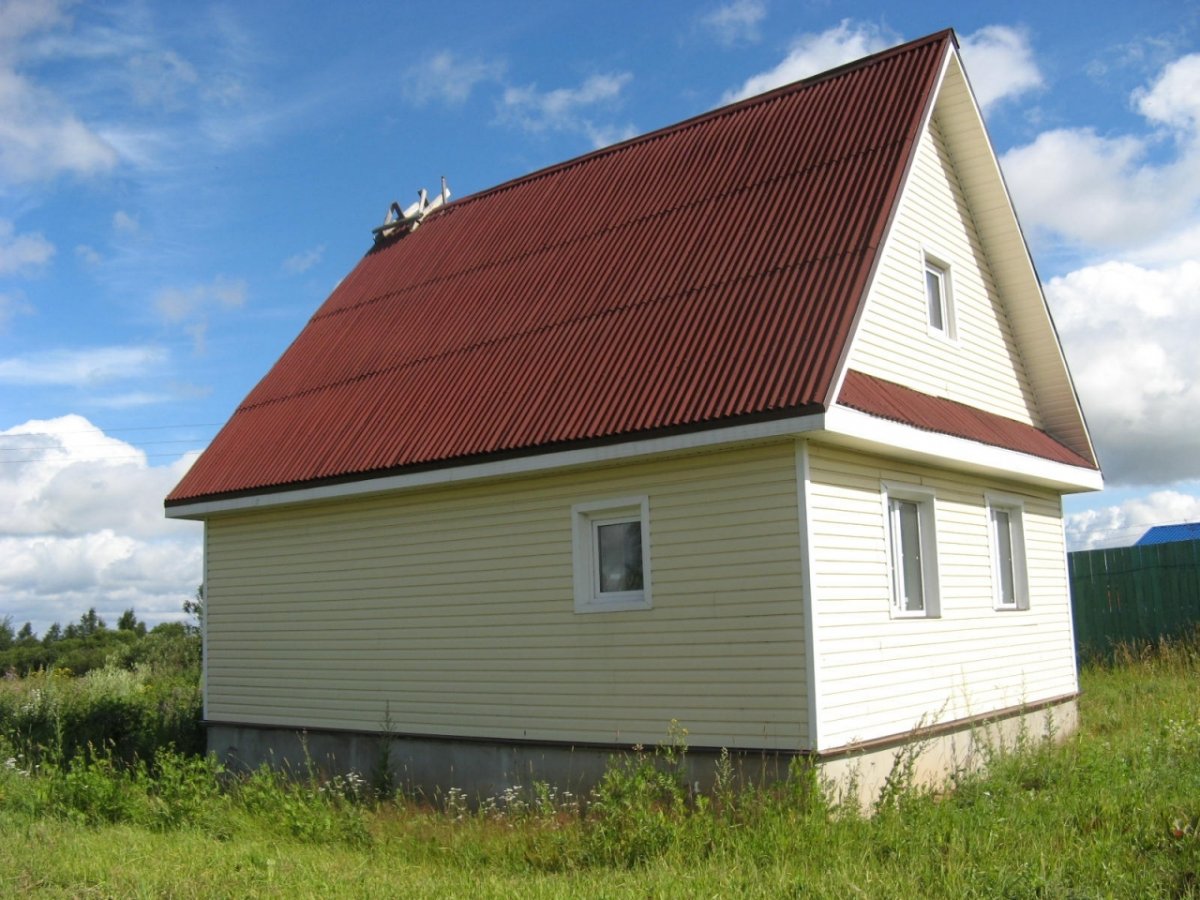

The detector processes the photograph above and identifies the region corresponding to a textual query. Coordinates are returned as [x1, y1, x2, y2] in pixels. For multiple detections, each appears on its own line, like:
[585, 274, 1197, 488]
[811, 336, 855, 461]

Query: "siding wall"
[806, 443, 1078, 750]
[848, 112, 1041, 426]
[204, 442, 807, 750]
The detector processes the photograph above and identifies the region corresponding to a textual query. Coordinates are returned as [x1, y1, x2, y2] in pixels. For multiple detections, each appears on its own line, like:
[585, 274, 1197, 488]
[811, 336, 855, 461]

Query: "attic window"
[924, 255, 955, 338]
[572, 497, 652, 614]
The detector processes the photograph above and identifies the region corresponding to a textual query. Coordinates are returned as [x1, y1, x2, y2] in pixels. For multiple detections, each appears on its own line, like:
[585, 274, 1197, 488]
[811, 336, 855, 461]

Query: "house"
[1136, 523, 1200, 546]
[166, 29, 1102, 802]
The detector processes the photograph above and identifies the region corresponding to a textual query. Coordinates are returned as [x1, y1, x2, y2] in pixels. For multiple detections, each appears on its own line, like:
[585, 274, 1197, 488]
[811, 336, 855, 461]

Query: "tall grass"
[0, 641, 1198, 896]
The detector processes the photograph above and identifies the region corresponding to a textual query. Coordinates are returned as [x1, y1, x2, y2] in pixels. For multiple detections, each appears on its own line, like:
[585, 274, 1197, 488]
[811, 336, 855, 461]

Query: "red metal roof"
[837, 371, 1097, 469]
[169, 32, 957, 505]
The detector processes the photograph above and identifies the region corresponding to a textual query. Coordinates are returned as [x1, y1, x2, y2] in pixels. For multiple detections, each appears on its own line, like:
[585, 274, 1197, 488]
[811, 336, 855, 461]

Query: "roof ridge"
[422, 29, 956, 222]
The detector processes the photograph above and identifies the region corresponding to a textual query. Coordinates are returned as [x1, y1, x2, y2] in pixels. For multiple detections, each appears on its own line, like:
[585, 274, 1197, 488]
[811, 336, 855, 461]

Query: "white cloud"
[722, 19, 896, 104]
[0, 344, 167, 386]
[403, 52, 504, 107]
[74, 243, 101, 265]
[959, 25, 1043, 111]
[1135, 54, 1200, 131]
[1067, 489, 1200, 550]
[125, 49, 199, 109]
[1047, 259, 1200, 485]
[153, 275, 246, 351]
[1002, 53, 1200, 250]
[282, 244, 325, 275]
[112, 209, 138, 233]
[0, 64, 119, 184]
[0, 414, 202, 634]
[0, 218, 53, 273]
[501, 72, 635, 149]
[0, 290, 31, 330]
[701, 0, 766, 46]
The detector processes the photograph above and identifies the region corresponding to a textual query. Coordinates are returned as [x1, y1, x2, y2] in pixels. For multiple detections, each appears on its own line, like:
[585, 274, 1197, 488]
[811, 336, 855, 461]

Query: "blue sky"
[1, 0, 1198, 633]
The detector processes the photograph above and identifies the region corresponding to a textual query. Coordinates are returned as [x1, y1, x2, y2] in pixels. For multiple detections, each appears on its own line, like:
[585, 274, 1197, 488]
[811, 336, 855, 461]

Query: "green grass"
[1, 643, 1199, 897]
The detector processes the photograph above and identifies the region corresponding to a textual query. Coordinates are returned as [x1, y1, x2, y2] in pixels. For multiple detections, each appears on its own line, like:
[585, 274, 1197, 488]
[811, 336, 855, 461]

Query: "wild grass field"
[0, 641, 1198, 898]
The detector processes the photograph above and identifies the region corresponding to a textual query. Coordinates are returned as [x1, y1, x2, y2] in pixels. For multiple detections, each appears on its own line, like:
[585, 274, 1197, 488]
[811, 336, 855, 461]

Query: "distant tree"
[42, 623, 63, 645]
[0, 616, 12, 652]
[117, 608, 146, 635]
[15, 622, 36, 646]
[68, 609, 106, 638]
[184, 585, 205, 634]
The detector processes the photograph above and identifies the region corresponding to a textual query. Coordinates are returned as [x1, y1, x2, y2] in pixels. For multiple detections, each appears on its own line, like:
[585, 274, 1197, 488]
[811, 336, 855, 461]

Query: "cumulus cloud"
[0, 344, 166, 386]
[0, 414, 202, 634]
[501, 72, 635, 148]
[959, 25, 1043, 111]
[701, 0, 767, 46]
[0, 218, 54, 273]
[403, 51, 504, 107]
[1003, 53, 1200, 250]
[722, 19, 896, 104]
[1134, 53, 1200, 131]
[1047, 260, 1200, 486]
[1066, 489, 1200, 550]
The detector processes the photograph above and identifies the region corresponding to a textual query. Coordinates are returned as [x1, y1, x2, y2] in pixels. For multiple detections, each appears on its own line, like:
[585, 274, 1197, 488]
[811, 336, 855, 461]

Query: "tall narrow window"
[924, 256, 954, 338]
[890, 498, 925, 612]
[572, 497, 652, 613]
[988, 496, 1029, 610]
[884, 484, 940, 617]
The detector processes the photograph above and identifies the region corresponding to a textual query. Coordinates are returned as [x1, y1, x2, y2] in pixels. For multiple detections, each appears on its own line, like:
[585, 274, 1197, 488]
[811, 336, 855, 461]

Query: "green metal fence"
[1068, 540, 1200, 660]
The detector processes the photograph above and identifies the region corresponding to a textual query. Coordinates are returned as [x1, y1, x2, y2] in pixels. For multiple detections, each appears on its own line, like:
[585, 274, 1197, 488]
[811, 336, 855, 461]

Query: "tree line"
[0, 597, 201, 678]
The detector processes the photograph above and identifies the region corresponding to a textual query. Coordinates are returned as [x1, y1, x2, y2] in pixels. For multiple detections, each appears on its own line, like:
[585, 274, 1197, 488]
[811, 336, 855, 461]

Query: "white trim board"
[168, 404, 1100, 519]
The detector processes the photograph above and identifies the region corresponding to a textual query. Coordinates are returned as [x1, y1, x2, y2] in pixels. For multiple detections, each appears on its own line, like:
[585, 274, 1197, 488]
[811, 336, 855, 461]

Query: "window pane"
[597, 521, 643, 593]
[892, 499, 924, 611]
[994, 509, 1015, 605]
[926, 267, 944, 330]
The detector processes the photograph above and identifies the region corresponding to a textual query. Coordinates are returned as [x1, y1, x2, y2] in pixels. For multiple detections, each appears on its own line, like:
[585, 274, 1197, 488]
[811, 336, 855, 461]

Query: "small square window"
[573, 497, 652, 613]
[884, 483, 940, 618]
[987, 496, 1029, 610]
[924, 256, 954, 338]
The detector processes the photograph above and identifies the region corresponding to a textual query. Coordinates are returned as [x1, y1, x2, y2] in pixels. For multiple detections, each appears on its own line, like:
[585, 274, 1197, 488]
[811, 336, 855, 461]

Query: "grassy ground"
[1, 644, 1198, 898]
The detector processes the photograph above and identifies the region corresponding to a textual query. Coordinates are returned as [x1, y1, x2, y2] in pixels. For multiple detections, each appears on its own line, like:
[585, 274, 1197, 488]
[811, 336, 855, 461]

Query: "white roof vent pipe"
[373, 176, 451, 242]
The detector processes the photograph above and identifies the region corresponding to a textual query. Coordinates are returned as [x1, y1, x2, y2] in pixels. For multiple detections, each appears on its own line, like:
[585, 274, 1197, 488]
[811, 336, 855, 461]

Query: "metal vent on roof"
[373, 176, 451, 243]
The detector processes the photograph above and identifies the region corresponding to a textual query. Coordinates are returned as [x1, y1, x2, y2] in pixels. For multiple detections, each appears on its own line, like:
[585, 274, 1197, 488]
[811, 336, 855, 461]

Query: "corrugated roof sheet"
[1136, 523, 1200, 546]
[170, 32, 958, 505]
[837, 370, 1097, 469]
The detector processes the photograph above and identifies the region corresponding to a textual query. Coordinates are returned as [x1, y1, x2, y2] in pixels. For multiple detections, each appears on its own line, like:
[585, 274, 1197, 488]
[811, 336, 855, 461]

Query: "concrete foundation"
[208, 696, 1077, 808]
[820, 697, 1078, 810]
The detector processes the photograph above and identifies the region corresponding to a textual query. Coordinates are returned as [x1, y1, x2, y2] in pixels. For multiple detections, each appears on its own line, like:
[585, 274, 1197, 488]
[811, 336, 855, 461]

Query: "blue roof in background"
[1136, 522, 1200, 546]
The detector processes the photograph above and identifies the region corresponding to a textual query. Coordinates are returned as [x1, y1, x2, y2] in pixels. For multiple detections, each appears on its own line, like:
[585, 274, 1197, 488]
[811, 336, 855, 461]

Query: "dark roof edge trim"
[165, 402, 825, 510]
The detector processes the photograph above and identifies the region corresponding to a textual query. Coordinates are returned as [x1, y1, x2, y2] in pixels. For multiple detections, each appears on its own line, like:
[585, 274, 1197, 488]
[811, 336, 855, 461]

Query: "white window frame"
[572, 496, 652, 614]
[922, 250, 956, 341]
[882, 482, 941, 618]
[986, 493, 1030, 611]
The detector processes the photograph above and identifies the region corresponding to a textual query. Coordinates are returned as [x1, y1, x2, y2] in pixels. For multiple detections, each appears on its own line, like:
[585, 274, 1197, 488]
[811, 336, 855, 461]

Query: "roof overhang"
[165, 412, 829, 519]
[167, 404, 1100, 520]
[822, 405, 1102, 493]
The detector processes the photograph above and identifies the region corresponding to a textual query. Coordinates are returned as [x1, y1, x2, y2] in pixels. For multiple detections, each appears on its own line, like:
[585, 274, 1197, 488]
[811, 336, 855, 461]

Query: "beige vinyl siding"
[806, 443, 1077, 750]
[204, 441, 807, 750]
[848, 112, 1042, 426]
